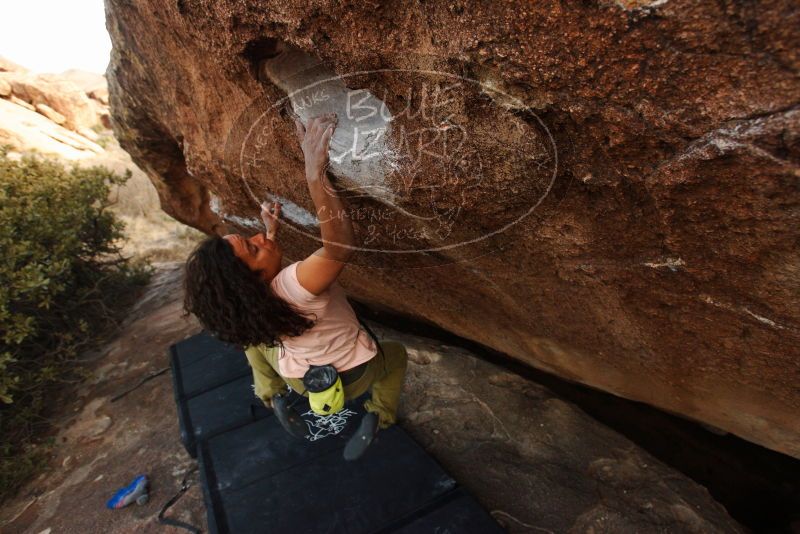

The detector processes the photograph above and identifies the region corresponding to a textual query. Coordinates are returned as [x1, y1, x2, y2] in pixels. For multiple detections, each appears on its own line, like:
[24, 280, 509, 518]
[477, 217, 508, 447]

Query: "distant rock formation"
[0, 56, 27, 73]
[0, 57, 110, 159]
[105, 1, 800, 457]
[60, 69, 111, 126]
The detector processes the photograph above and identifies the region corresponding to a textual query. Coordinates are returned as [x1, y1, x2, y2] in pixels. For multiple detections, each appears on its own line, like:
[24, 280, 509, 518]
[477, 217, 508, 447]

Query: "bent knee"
[379, 340, 408, 368]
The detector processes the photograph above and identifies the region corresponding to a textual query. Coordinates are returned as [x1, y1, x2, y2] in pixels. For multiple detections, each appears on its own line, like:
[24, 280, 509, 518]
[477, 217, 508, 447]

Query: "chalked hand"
[295, 113, 337, 181]
[261, 201, 281, 240]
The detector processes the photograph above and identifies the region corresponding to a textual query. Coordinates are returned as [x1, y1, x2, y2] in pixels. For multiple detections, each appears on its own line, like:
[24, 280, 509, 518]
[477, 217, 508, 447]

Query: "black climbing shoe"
[271, 394, 308, 439]
[343, 412, 379, 461]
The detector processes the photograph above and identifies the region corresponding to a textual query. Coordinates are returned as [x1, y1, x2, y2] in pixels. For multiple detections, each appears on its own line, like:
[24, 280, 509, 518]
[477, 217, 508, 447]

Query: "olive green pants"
[244, 340, 408, 429]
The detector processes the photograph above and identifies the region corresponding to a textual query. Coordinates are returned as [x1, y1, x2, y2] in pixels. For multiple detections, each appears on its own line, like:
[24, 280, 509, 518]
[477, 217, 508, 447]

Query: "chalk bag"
[303, 364, 344, 416]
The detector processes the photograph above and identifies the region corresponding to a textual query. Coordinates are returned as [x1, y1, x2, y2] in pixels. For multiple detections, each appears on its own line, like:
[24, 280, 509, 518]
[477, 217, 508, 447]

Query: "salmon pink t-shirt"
[270, 261, 377, 378]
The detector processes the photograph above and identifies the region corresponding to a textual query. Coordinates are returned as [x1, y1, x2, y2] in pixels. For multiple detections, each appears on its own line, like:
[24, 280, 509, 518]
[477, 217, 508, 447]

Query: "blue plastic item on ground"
[106, 474, 149, 509]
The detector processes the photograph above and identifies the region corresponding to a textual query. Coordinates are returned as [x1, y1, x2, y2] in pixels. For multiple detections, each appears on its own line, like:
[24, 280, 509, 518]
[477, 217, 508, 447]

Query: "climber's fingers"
[261, 201, 281, 220]
[300, 114, 336, 148]
[297, 114, 337, 177]
[261, 201, 281, 239]
[321, 122, 335, 151]
[312, 114, 336, 146]
[309, 113, 336, 137]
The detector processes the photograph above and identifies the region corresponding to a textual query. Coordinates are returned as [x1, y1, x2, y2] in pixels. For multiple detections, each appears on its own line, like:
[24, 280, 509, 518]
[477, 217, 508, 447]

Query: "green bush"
[0, 146, 151, 500]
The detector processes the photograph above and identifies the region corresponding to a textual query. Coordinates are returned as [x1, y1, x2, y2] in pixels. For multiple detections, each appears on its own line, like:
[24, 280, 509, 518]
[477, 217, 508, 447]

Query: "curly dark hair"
[183, 235, 315, 348]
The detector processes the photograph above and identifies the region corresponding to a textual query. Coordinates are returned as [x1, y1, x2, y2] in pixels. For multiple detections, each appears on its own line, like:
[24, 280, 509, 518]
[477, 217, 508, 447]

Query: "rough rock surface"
[0, 264, 742, 533]
[105, 1, 800, 456]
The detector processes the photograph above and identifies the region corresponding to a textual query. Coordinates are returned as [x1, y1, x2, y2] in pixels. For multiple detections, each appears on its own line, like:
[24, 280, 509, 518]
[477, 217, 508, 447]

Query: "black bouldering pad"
[386, 488, 504, 533]
[169, 333, 251, 399]
[174, 367, 371, 457]
[198, 418, 466, 534]
[169, 331, 504, 533]
[177, 375, 266, 456]
[170, 334, 254, 456]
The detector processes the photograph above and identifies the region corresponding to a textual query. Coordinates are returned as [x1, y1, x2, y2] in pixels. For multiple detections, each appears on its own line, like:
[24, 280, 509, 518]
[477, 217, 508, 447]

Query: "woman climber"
[182, 113, 408, 460]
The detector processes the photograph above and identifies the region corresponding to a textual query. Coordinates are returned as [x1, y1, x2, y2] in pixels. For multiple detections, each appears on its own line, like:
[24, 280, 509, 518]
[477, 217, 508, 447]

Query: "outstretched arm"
[294, 113, 355, 295]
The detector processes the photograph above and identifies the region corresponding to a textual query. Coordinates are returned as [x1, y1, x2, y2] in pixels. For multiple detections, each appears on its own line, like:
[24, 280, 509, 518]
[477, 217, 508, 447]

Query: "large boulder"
[105, 1, 800, 457]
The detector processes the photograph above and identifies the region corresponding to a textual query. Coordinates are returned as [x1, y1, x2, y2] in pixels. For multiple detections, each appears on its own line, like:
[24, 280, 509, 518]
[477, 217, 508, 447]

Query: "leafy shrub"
[0, 146, 151, 500]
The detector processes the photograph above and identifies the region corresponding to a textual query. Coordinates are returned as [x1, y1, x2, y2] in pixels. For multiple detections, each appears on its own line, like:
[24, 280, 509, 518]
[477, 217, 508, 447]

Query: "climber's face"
[223, 232, 283, 282]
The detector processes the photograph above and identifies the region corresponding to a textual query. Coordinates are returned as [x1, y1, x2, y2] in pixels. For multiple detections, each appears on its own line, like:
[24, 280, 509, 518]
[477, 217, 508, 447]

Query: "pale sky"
[0, 0, 111, 74]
